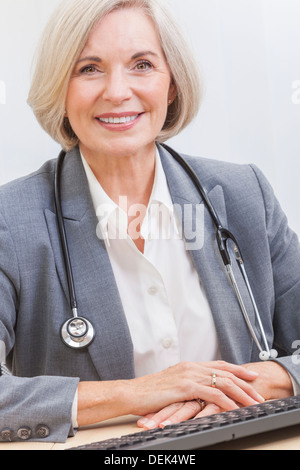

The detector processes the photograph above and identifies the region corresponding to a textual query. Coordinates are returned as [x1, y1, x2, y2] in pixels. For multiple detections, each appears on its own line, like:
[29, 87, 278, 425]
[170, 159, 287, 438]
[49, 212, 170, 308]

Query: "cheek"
[66, 81, 98, 115]
[141, 81, 170, 124]
[151, 81, 170, 105]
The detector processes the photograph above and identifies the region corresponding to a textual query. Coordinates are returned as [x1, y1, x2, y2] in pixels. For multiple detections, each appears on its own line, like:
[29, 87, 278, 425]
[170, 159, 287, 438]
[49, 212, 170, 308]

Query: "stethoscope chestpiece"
[61, 316, 95, 349]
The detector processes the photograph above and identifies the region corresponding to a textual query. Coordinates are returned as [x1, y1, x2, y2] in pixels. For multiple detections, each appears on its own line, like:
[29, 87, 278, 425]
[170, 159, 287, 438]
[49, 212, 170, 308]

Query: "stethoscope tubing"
[161, 143, 277, 360]
[54, 145, 277, 359]
[54, 150, 78, 315]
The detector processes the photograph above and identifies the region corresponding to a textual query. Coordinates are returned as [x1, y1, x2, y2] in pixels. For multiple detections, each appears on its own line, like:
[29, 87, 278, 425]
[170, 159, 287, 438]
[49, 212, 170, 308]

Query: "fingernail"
[247, 370, 259, 377]
[143, 420, 156, 430]
[138, 418, 148, 426]
[160, 420, 171, 429]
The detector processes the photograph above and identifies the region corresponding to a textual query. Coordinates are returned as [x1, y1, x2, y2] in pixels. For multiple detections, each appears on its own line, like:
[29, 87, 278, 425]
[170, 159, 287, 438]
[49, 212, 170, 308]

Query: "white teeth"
[99, 115, 139, 124]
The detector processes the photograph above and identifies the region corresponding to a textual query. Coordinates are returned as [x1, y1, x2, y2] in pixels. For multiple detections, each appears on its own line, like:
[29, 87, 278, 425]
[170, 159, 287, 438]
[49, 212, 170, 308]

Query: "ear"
[168, 80, 178, 105]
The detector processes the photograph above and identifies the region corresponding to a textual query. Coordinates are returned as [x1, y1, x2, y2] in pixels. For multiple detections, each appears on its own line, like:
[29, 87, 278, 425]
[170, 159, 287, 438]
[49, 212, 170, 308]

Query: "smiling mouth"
[97, 114, 140, 124]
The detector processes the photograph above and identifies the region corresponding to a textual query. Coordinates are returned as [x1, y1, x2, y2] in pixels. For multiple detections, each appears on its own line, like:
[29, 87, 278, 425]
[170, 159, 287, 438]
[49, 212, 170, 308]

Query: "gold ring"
[211, 372, 217, 388]
[196, 399, 206, 411]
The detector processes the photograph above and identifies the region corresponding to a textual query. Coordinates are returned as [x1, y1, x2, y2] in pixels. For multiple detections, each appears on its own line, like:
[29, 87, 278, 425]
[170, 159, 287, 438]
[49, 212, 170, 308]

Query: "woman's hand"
[137, 360, 294, 430]
[77, 360, 264, 427]
[242, 361, 293, 400]
[135, 360, 264, 430]
[137, 401, 224, 430]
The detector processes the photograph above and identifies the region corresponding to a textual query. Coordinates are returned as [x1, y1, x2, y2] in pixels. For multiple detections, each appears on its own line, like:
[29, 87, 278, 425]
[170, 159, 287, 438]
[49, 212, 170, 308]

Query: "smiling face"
[66, 7, 176, 163]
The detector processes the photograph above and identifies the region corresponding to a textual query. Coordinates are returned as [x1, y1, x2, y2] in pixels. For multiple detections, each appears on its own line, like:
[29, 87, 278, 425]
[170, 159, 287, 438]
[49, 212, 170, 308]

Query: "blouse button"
[162, 338, 173, 349]
[148, 286, 158, 296]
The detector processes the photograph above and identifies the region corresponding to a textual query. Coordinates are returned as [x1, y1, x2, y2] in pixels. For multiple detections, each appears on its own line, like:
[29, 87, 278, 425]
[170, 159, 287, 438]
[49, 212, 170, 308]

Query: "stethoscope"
[55, 144, 278, 360]
[55, 150, 95, 349]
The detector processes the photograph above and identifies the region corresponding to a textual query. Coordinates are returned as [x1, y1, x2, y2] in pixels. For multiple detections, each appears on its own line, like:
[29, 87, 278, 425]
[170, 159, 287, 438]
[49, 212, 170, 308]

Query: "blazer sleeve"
[250, 165, 300, 387]
[0, 210, 79, 443]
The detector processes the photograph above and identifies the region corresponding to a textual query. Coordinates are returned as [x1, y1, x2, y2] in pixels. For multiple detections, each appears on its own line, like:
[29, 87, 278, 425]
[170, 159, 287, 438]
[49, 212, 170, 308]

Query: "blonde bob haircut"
[28, 0, 202, 151]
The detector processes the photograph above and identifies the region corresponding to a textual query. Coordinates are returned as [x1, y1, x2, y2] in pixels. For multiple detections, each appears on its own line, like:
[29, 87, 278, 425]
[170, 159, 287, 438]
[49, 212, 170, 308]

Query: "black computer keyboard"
[68, 395, 300, 450]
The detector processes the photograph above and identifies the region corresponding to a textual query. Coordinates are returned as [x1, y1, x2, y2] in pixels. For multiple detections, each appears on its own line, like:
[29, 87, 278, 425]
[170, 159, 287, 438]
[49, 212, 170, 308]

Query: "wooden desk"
[1, 417, 300, 450]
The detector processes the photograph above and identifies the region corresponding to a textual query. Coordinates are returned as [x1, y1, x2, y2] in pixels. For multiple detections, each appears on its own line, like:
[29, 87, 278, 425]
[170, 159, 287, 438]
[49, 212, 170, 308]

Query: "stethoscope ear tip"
[259, 351, 270, 361]
[270, 349, 278, 359]
[259, 349, 278, 361]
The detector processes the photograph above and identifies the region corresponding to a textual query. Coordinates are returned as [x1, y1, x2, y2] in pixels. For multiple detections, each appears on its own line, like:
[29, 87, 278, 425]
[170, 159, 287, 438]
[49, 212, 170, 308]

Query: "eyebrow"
[76, 50, 159, 65]
[76, 56, 102, 65]
[131, 50, 159, 60]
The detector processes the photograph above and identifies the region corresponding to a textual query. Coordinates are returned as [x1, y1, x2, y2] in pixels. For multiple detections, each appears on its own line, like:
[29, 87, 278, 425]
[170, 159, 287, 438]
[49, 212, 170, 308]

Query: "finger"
[159, 400, 205, 428]
[140, 402, 185, 430]
[208, 372, 264, 405]
[137, 413, 155, 428]
[205, 361, 259, 381]
[212, 376, 260, 407]
[191, 384, 239, 412]
[194, 403, 222, 418]
[196, 364, 264, 404]
[225, 374, 265, 403]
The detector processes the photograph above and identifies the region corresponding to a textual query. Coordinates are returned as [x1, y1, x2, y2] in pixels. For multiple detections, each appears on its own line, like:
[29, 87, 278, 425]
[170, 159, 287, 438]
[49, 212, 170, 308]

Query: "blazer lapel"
[45, 147, 135, 380]
[159, 145, 256, 364]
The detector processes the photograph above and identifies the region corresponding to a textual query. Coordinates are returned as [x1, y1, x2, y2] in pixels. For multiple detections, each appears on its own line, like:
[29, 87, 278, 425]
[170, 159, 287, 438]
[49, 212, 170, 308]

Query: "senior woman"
[0, 0, 299, 443]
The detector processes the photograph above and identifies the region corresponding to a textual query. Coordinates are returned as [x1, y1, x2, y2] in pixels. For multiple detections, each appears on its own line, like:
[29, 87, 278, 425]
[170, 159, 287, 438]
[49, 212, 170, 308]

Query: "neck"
[80, 143, 156, 210]
[82, 144, 156, 253]
[81, 144, 157, 254]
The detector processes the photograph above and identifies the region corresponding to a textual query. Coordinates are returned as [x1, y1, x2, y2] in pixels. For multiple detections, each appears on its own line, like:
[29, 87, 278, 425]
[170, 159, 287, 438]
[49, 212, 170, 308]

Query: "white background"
[0, 0, 299, 235]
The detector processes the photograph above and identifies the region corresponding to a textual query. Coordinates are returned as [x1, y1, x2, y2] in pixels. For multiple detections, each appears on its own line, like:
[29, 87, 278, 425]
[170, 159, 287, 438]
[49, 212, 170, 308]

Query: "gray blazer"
[0, 144, 299, 443]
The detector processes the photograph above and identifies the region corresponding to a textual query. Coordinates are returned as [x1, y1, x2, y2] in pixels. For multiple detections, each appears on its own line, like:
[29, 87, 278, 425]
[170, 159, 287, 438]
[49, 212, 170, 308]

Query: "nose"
[102, 69, 132, 104]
